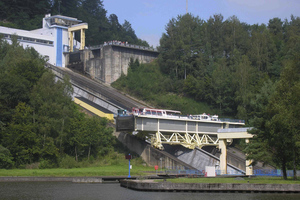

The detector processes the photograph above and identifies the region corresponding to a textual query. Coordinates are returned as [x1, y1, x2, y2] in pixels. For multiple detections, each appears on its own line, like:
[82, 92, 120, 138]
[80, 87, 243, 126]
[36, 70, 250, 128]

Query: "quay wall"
[0, 177, 103, 183]
[120, 180, 300, 193]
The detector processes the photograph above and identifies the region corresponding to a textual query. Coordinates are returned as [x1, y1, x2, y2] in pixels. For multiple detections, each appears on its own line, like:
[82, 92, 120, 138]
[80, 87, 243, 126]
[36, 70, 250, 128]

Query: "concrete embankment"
[120, 180, 300, 193]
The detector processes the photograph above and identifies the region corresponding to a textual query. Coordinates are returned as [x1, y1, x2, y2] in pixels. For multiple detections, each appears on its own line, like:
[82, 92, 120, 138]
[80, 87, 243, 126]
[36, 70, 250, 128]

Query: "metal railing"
[164, 169, 245, 176]
[219, 118, 245, 123]
[218, 128, 252, 133]
[89, 42, 157, 52]
[215, 170, 244, 176]
[254, 169, 300, 177]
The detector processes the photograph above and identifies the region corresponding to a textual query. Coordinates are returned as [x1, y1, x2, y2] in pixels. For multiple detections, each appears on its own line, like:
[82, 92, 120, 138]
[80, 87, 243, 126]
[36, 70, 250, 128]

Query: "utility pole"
[58, 0, 62, 14]
[186, 0, 188, 14]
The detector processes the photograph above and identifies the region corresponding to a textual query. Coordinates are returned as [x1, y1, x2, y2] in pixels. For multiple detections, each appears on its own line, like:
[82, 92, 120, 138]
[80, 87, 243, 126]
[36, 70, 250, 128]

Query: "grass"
[1, 165, 300, 185]
[157, 177, 300, 184]
[111, 61, 219, 116]
[0, 150, 155, 177]
[0, 164, 154, 177]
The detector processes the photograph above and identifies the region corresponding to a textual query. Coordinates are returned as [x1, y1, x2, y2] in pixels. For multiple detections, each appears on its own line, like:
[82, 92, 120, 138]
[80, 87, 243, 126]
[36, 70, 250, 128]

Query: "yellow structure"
[74, 97, 114, 121]
[217, 131, 253, 175]
[152, 126, 254, 175]
[152, 132, 219, 150]
[68, 23, 88, 52]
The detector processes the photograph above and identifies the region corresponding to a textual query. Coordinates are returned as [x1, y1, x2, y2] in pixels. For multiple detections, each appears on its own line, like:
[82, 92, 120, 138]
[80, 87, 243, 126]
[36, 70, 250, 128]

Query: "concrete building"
[66, 44, 159, 84]
[0, 14, 86, 67]
[1, 14, 158, 85]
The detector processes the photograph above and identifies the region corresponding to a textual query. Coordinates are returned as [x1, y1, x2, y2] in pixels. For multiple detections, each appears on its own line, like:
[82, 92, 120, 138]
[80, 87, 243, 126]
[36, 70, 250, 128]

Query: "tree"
[205, 14, 225, 59]
[0, 38, 46, 124]
[0, 145, 14, 169]
[30, 71, 73, 163]
[247, 24, 277, 74]
[0, 0, 52, 30]
[233, 55, 258, 120]
[158, 14, 203, 79]
[84, 116, 114, 160]
[211, 58, 235, 114]
[247, 55, 300, 180]
[3, 103, 40, 167]
[122, 20, 137, 43]
[66, 111, 87, 161]
[269, 57, 300, 179]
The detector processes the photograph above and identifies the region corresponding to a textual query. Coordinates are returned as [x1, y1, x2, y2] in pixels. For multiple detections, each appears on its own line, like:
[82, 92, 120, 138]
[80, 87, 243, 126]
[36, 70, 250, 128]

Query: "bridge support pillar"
[219, 139, 227, 175]
[80, 28, 85, 50]
[245, 138, 253, 176]
[69, 31, 74, 52]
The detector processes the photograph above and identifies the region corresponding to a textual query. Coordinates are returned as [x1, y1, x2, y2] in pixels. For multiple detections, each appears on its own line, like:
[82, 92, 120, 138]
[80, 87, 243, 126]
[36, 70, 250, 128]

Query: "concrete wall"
[121, 180, 300, 192]
[66, 45, 159, 84]
[0, 26, 55, 65]
[113, 131, 196, 170]
[163, 145, 244, 173]
[48, 64, 121, 114]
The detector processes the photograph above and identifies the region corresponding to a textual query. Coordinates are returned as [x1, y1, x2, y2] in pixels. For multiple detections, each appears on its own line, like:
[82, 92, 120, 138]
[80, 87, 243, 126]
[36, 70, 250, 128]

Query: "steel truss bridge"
[116, 114, 253, 175]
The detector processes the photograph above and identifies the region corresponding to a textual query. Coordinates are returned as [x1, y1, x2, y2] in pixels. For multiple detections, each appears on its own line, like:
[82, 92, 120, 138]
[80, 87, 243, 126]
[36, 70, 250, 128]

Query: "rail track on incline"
[47, 63, 150, 111]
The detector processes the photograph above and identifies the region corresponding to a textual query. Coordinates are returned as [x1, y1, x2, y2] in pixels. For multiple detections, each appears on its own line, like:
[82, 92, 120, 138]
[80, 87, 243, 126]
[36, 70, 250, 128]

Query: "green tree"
[66, 111, 87, 161]
[0, 38, 46, 124]
[84, 116, 114, 159]
[159, 14, 203, 79]
[30, 71, 73, 162]
[122, 20, 138, 44]
[0, 0, 51, 30]
[205, 14, 225, 59]
[270, 57, 300, 179]
[3, 103, 40, 167]
[234, 55, 258, 120]
[0, 145, 14, 169]
[211, 58, 235, 114]
[247, 56, 300, 180]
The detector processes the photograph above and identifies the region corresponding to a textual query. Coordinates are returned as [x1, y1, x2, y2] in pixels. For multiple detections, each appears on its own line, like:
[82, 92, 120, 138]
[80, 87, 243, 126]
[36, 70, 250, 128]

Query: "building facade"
[0, 14, 85, 67]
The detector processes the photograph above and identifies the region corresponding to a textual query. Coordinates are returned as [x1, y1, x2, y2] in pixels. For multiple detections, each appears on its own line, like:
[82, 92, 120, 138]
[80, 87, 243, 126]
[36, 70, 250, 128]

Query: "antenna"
[58, 0, 62, 14]
[186, 0, 188, 14]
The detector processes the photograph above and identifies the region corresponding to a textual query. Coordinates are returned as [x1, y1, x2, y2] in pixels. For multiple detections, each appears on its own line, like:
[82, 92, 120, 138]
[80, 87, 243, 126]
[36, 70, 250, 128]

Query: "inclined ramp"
[48, 64, 251, 173]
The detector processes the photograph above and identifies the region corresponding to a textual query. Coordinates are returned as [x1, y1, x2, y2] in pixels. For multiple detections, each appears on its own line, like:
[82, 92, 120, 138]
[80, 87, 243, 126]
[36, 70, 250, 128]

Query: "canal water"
[0, 182, 299, 200]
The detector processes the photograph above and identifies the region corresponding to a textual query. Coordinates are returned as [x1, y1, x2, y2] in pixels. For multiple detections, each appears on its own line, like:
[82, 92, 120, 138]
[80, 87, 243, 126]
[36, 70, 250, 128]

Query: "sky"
[103, 0, 300, 47]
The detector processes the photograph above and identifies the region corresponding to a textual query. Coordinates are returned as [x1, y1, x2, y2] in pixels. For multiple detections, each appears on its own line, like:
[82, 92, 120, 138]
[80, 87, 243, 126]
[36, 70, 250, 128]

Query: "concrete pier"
[120, 179, 300, 193]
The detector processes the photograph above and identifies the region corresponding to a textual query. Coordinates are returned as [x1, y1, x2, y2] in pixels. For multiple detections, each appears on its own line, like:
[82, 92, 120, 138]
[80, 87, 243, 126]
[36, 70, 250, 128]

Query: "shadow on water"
[0, 182, 299, 200]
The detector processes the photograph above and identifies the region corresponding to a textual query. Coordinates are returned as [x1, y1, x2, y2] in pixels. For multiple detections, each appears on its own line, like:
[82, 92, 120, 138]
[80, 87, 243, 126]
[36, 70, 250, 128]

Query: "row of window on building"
[1, 33, 54, 46]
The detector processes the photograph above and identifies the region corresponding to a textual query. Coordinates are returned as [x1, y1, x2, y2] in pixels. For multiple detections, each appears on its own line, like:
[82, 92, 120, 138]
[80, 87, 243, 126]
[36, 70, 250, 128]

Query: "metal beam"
[68, 23, 88, 52]
[151, 132, 219, 150]
[218, 132, 253, 139]
[68, 23, 88, 32]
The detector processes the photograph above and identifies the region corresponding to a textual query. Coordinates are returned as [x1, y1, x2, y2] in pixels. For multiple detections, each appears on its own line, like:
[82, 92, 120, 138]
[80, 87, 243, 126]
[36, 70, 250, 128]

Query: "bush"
[39, 159, 57, 169]
[25, 162, 39, 169]
[58, 155, 79, 169]
[0, 145, 14, 169]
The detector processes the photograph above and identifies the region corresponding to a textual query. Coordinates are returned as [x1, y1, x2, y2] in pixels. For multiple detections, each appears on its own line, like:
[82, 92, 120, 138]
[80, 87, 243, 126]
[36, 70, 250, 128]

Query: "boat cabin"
[132, 107, 181, 117]
[192, 113, 219, 121]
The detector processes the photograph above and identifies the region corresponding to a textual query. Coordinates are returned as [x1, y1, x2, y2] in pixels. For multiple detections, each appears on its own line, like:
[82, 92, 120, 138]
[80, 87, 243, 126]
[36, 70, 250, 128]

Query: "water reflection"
[0, 182, 299, 200]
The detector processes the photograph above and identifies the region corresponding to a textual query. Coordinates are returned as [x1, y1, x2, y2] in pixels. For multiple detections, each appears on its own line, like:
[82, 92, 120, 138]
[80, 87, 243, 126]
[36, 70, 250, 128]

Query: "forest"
[0, 0, 147, 169]
[0, 0, 149, 169]
[0, 37, 115, 169]
[113, 13, 300, 179]
[0, 0, 149, 46]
